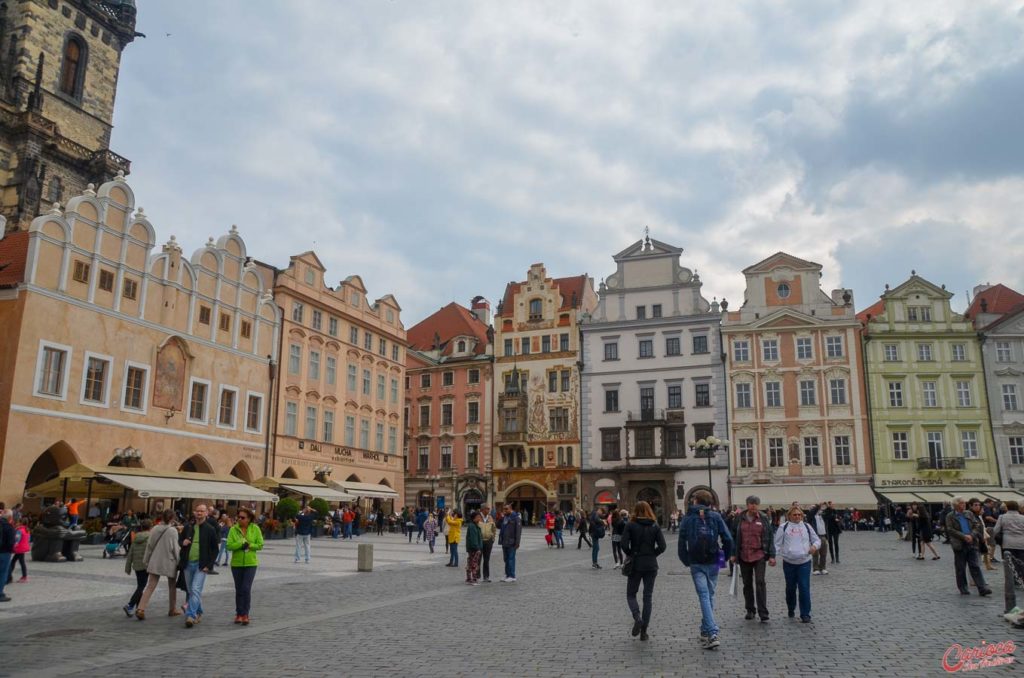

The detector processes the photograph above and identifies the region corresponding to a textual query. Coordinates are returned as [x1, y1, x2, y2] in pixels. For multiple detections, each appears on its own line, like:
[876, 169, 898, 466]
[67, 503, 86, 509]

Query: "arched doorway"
[684, 485, 719, 509]
[23, 441, 80, 505]
[178, 455, 213, 474]
[636, 486, 663, 525]
[507, 484, 548, 526]
[230, 461, 253, 483]
[281, 467, 299, 479]
[594, 490, 618, 514]
[462, 488, 483, 516]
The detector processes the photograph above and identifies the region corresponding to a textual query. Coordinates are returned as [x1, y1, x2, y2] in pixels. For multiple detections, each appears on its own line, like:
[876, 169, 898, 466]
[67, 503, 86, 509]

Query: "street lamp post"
[688, 436, 730, 505]
[427, 475, 439, 510]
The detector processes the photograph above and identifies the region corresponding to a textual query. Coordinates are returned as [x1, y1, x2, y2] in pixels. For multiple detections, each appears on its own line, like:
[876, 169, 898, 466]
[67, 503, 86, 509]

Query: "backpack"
[687, 511, 720, 564]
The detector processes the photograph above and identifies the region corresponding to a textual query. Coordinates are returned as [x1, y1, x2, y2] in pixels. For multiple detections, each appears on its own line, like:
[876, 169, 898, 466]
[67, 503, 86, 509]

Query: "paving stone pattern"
[0, 530, 1018, 677]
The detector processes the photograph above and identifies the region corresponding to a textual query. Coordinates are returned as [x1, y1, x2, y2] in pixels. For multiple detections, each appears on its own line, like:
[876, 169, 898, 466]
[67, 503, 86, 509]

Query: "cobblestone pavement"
[0, 529, 1019, 677]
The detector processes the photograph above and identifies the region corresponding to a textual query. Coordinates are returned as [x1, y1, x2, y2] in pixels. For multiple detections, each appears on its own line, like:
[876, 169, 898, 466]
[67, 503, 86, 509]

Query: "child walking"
[465, 511, 483, 585]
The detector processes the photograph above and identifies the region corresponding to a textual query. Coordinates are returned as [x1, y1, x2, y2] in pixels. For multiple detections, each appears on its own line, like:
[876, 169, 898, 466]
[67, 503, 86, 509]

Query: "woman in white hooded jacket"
[774, 506, 821, 623]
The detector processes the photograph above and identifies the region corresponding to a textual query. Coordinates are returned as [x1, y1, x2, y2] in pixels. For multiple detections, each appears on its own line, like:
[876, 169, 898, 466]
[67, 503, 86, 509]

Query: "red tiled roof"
[0, 231, 29, 288]
[856, 299, 885, 324]
[406, 302, 490, 355]
[496, 275, 590, 318]
[966, 284, 1024, 319]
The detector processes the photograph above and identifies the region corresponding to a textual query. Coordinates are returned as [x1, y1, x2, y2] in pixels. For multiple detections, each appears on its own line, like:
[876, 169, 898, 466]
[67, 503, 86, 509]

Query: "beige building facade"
[0, 175, 281, 507]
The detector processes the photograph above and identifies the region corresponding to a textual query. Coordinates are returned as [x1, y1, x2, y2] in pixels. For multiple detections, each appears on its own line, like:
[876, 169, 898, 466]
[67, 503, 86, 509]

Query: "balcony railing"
[626, 409, 665, 424]
[916, 456, 966, 471]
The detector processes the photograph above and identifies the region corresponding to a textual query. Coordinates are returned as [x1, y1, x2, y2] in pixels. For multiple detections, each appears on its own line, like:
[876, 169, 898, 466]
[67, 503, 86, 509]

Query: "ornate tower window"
[59, 35, 88, 99]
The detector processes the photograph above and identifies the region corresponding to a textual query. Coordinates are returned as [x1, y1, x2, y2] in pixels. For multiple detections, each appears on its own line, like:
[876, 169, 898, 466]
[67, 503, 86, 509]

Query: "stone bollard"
[357, 542, 373, 572]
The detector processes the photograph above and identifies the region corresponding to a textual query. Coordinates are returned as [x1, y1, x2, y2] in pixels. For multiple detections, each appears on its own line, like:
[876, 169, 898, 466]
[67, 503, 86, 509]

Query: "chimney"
[470, 296, 491, 327]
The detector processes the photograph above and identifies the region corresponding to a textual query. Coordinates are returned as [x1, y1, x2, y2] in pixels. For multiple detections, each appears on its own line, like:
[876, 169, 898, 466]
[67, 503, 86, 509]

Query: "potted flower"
[261, 518, 282, 539]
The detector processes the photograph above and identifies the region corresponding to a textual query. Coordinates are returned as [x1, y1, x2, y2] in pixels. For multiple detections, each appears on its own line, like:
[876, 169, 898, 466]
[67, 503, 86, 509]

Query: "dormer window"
[457, 340, 466, 353]
[528, 298, 543, 321]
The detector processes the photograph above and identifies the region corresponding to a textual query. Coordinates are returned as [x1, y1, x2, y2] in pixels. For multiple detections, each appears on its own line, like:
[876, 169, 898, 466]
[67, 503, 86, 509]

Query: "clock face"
[777, 283, 791, 299]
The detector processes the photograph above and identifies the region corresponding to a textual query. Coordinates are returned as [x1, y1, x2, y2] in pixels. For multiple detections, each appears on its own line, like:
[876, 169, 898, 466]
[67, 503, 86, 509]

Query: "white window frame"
[244, 390, 265, 434]
[765, 381, 782, 408]
[285, 401, 298, 436]
[888, 381, 904, 407]
[735, 382, 752, 409]
[304, 405, 318, 440]
[33, 339, 73, 401]
[1009, 436, 1024, 465]
[120, 360, 151, 415]
[996, 341, 1012, 363]
[799, 379, 817, 406]
[951, 344, 966, 362]
[921, 380, 938, 408]
[960, 430, 979, 459]
[79, 351, 114, 408]
[187, 377, 212, 424]
[762, 339, 779, 362]
[955, 380, 973, 408]
[825, 336, 843, 358]
[216, 385, 239, 430]
[891, 431, 909, 460]
[733, 340, 749, 362]
[326, 355, 337, 386]
[796, 337, 813, 360]
[289, 344, 301, 375]
[829, 378, 847, 406]
[738, 438, 755, 469]
[883, 344, 899, 362]
[917, 343, 933, 362]
[1003, 384, 1019, 411]
[833, 435, 852, 466]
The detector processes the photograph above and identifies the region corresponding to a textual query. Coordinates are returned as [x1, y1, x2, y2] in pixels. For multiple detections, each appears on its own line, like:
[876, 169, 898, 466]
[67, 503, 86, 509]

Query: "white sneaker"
[506, 577, 517, 583]
[499, 577, 509, 583]
[1003, 607, 1023, 622]
[820, 569, 829, 575]
[613, 563, 621, 569]
[812, 571, 821, 576]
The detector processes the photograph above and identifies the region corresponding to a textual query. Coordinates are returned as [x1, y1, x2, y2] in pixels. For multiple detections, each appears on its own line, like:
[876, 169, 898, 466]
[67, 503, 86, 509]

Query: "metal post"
[61, 477, 69, 503]
[707, 449, 713, 493]
[84, 478, 93, 522]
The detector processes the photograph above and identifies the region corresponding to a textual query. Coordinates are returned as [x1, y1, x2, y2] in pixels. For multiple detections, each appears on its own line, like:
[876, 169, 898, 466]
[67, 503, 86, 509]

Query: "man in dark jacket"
[945, 497, 991, 596]
[589, 507, 607, 569]
[729, 496, 776, 622]
[179, 504, 220, 627]
[498, 504, 522, 582]
[294, 506, 317, 563]
[679, 491, 733, 650]
[822, 501, 842, 564]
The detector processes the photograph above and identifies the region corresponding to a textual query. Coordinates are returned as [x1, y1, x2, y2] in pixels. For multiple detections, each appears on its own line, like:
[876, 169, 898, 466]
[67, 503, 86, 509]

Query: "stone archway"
[506, 482, 549, 526]
[636, 486, 664, 525]
[24, 441, 80, 492]
[281, 466, 299, 479]
[230, 461, 253, 483]
[684, 485, 720, 509]
[345, 473, 361, 482]
[179, 454, 213, 474]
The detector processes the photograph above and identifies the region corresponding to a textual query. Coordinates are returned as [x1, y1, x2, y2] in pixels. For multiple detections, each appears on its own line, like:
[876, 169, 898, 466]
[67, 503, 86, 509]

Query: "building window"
[777, 282, 791, 298]
[667, 385, 682, 409]
[955, 380, 973, 407]
[826, 336, 843, 358]
[347, 365, 357, 391]
[528, 298, 543, 320]
[605, 389, 619, 412]
[240, 320, 252, 339]
[917, 343, 933, 362]
[292, 303, 304, 323]
[996, 341, 1012, 363]
[123, 365, 147, 411]
[468, 401, 480, 424]
[693, 423, 715, 444]
[769, 437, 785, 467]
[360, 419, 370, 449]
[951, 344, 967, 362]
[762, 339, 779, 362]
[548, 371, 558, 393]
[666, 428, 685, 458]
[560, 333, 570, 351]
[390, 344, 399, 362]
[541, 335, 551, 353]
[738, 439, 754, 468]
[350, 326, 359, 345]
[345, 416, 355, 445]
[441, 445, 453, 470]
[362, 369, 371, 395]
[379, 338, 387, 357]
[504, 339, 513, 356]
[733, 340, 750, 362]
[884, 344, 899, 362]
[907, 306, 931, 322]
[419, 405, 430, 428]
[72, 260, 90, 283]
[420, 373, 431, 388]
[199, 306, 211, 325]
[312, 310, 322, 331]
[188, 380, 209, 422]
[288, 344, 301, 375]
[390, 378, 399, 403]
[633, 338, 652, 358]
[888, 381, 904, 407]
[82, 355, 109, 404]
[285, 402, 298, 436]
[922, 380, 937, 407]
[834, 436, 851, 466]
[799, 380, 817, 406]
[388, 426, 397, 454]
[1009, 437, 1024, 465]
[829, 379, 847, 405]
[309, 351, 320, 381]
[927, 431, 944, 459]
[635, 429, 654, 458]
[377, 375, 386, 400]
[329, 316, 339, 336]
[502, 407, 519, 433]
[666, 336, 681, 356]
[521, 337, 530, 355]
[442, 371, 454, 387]
[122, 278, 138, 301]
[636, 306, 646, 320]
[765, 381, 781, 408]
[326, 356, 337, 385]
[640, 387, 655, 418]
[218, 313, 231, 332]
[376, 423, 384, 451]
[561, 369, 570, 392]
[604, 343, 619, 361]
[441, 403, 453, 426]
[468, 369, 480, 384]
[803, 437, 821, 466]
[359, 332, 370, 351]
[652, 304, 662, 318]
[549, 407, 569, 432]
[98, 269, 114, 292]
[1003, 384, 1019, 411]
[961, 430, 979, 459]
[218, 388, 237, 428]
[891, 431, 909, 460]
[735, 383, 752, 409]
[692, 335, 708, 354]
[246, 394, 263, 433]
[695, 383, 710, 407]
[457, 340, 466, 353]
[418, 446, 429, 470]
[796, 337, 813, 360]
[59, 36, 88, 97]
[467, 443, 478, 468]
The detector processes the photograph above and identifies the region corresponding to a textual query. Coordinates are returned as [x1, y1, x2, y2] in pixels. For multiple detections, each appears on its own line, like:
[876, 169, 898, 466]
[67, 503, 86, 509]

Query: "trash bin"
[357, 543, 373, 572]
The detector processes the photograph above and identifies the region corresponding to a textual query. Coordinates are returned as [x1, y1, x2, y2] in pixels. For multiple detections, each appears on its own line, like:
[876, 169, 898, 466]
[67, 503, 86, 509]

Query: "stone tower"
[0, 0, 138, 232]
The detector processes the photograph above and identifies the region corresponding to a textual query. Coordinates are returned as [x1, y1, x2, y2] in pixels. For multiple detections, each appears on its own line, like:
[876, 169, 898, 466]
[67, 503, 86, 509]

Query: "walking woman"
[611, 510, 627, 569]
[122, 519, 152, 616]
[8, 517, 30, 583]
[446, 510, 464, 567]
[774, 506, 820, 623]
[465, 511, 483, 585]
[134, 509, 181, 620]
[911, 503, 940, 560]
[577, 510, 591, 549]
[227, 507, 263, 625]
[620, 500, 666, 641]
[424, 512, 439, 554]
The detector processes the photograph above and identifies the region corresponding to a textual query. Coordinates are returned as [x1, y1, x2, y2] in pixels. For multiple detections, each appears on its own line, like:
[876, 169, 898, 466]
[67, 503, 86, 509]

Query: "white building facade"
[581, 236, 728, 520]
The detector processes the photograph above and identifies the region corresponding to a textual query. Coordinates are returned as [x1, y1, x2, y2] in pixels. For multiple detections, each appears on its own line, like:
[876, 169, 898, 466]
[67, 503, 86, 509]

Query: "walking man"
[729, 495, 775, 622]
[498, 504, 522, 583]
[590, 507, 607, 569]
[806, 503, 830, 575]
[293, 505, 317, 563]
[945, 497, 992, 596]
[822, 501, 842, 564]
[577, 510, 592, 550]
[678, 490, 733, 650]
[480, 504, 496, 582]
[179, 504, 219, 627]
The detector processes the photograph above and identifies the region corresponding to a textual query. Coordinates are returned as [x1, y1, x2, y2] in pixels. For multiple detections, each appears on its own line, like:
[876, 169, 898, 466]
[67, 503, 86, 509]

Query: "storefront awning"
[981, 490, 1024, 503]
[280, 484, 356, 502]
[908, 491, 958, 503]
[731, 483, 877, 509]
[878, 492, 928, 504]
[98, 473, 279, 502]
[331, 480, 398, 499]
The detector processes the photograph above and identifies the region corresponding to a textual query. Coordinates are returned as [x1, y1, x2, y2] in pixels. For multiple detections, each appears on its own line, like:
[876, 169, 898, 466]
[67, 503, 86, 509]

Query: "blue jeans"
[183, 561, 207, 619]
[690, 563, 720, 636]
[217, 539, 228, 565]
[0, 553, 11, 597]
[592, 538, 600, 564]
[332, 523, 341, 539]
[503, 546, 517, 578]
[343, 523, 353, 539]
[294, 534, 311, 562]
[449, 542, 459, 566]
[783, 560, 812, 618]
[555, 530, 564, 547]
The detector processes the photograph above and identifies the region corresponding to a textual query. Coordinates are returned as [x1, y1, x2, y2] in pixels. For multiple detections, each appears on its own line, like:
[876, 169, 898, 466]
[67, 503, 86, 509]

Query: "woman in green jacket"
[226, 507, 264, 625]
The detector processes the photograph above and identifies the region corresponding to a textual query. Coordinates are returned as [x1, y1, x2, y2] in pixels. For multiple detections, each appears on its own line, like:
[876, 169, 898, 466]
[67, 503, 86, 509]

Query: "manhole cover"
[25, 628, 93, 639]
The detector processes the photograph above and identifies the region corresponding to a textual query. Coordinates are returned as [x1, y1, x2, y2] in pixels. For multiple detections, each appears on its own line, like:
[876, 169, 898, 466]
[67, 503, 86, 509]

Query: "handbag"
[620, 556, 634, 576]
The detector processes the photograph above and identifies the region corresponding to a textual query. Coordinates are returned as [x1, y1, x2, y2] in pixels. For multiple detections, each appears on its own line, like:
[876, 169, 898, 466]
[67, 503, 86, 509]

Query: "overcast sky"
[111, 1, 1024, 325]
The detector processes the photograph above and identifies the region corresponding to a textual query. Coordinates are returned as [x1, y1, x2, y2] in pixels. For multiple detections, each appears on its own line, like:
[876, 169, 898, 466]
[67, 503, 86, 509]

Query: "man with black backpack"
[678, 490, 733, 650]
